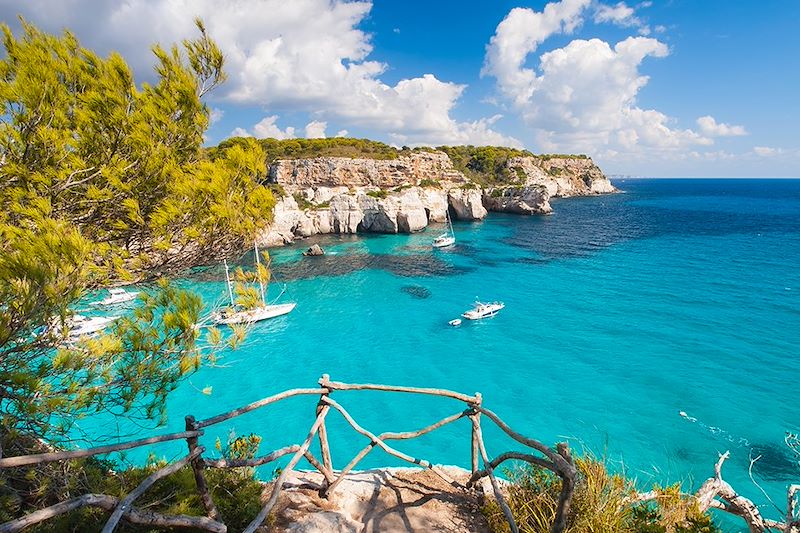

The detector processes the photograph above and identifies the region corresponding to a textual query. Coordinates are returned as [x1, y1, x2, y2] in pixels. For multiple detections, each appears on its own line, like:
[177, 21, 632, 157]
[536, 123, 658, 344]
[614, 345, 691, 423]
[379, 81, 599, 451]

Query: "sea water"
[82, 179, 800, 528]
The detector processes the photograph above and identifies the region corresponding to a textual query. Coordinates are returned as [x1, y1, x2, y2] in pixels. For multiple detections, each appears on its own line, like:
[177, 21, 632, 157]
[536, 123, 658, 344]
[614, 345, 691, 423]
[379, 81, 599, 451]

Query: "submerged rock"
[400, 285, 431, 299]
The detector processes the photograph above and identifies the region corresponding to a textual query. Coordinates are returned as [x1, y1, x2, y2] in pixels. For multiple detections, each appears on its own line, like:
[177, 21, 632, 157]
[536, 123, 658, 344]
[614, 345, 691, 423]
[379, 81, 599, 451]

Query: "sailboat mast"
[448, 207, 454, 236]
[224, 259, 234, 306]
[254, 242, 267, 305]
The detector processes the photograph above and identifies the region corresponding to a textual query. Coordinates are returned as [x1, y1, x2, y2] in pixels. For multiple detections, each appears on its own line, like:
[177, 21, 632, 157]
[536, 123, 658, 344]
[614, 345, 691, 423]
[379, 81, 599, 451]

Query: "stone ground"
[264, 467, 495, 532]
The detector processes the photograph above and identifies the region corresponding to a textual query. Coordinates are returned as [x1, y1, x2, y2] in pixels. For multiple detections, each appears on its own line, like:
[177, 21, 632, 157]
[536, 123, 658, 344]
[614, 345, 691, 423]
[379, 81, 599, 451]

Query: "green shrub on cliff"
[482, 456, 720, 533]
[211, 136, 400, 163]
[435, 145, 533, 186]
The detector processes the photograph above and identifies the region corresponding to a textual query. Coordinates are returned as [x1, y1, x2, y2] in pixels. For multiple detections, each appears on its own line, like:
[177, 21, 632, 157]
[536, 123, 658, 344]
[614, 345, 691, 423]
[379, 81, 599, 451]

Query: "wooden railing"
[4, 375, 797, 532]
[0, 374, 577, 533]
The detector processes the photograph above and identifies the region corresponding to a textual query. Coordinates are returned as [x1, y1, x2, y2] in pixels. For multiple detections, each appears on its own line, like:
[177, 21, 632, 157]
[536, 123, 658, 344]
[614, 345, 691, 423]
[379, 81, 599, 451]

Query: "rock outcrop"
[268, 467, 493, 533]
[483, 185, 552, 215]
[257, 151, 615, 247]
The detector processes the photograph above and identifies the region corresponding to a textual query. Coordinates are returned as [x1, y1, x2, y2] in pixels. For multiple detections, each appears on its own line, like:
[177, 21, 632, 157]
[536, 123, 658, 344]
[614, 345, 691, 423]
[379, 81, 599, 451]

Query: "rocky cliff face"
[258, 151, 614, 247]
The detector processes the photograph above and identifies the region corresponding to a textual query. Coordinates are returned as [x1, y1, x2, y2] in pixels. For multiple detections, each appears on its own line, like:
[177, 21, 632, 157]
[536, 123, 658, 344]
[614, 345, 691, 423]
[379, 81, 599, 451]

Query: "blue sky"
[1, 0, 798, 176]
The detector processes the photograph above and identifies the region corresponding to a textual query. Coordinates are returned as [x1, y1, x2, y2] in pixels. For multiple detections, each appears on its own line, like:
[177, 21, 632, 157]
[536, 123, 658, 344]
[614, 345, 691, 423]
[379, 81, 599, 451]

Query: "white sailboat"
[432, 208, 455, 248]
[211, 244, 296, 326]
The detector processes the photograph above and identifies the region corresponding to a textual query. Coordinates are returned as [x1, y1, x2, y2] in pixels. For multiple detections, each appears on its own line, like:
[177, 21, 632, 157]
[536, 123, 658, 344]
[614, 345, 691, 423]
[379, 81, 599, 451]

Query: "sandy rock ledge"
[265, 467, 495, 533]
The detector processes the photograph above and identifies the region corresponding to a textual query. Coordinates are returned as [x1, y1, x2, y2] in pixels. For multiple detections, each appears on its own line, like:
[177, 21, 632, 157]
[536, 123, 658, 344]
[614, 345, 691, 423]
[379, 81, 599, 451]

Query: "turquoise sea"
[85, 178, 800, 528]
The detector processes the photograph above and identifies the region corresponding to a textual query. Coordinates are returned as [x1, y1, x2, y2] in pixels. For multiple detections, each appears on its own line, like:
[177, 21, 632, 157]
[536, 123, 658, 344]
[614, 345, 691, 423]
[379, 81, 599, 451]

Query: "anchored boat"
[93, 287, 139, 307]
[461, 300, 505, 320]
[210, 243, 296, 326]
[432, 208, 456, 248]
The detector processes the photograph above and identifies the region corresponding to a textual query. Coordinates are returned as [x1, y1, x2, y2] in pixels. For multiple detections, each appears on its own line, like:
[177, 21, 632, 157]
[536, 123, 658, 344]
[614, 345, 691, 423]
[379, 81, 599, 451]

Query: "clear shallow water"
[85, 179, 800, 527]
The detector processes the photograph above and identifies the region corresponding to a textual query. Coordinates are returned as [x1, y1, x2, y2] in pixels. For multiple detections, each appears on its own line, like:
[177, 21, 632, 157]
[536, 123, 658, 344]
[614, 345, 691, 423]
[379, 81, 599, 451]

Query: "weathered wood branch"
[185, 415, 219, 520]
[197, 388, 327, 428]
[203, 445, 300, 468]
[472, 413, 519, 533]
[0, 493, 226, 533]
[101, 447, 204, 533]
[476, 406, 570, 473]
[321, 396, 432, 469]
[553, 443, 576, 533]
[467, 451, 556, 487]
[0, 430, 202, 468]
[319, 374, 480, 404]
[242, 405, 330, 533]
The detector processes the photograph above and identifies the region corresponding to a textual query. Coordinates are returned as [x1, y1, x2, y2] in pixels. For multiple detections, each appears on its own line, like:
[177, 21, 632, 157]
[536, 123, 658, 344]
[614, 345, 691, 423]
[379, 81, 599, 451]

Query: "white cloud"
[484, 0, 712, 156]
[252, 116, 296, 139]
[482, 1, 591, 107]
[232, 115, 295, 139]
[304, 120, 327, 139]
[594, 2, 650, 35]
[335, 129, 349, 137]
[696, 115, 747, 137]
[753, 146, 782, 157]
[230, 127, 252, 138]
[209, 107, 224, 125]
[1, 0, 513, 147]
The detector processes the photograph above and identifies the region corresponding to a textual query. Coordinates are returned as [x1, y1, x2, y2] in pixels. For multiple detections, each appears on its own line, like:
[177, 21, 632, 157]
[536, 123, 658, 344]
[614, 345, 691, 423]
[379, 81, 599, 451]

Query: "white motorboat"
[94, 288, 139, 307]
[211, 244, 296, 326]
[66, 314, 119, 339]
[432, 208, 456, 248]
[448, 318, 462, 326]
[461, 300, 505, 320]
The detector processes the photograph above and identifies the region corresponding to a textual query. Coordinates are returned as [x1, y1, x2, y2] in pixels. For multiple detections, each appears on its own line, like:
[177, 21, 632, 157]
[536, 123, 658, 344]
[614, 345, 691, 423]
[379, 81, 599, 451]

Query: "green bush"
[366, 189, 388, 199]
[293, 193, 314, 209]
[418, 178, 441, 188]
[482, 455, 720, 533]
[0, 432, 265, 532]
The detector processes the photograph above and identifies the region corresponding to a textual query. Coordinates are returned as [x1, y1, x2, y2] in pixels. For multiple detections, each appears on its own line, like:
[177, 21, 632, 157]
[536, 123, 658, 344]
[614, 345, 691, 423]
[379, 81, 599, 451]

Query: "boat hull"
[213, 303, 296, 325]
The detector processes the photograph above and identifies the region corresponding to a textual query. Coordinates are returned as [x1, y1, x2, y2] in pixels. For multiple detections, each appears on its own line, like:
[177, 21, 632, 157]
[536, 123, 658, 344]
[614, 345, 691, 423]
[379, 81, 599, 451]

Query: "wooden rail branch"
[471, 413, 519, 533]
[321, 396, 435, 471]
[476, 406, 570, 473]
[319, 374, 481, 404]
[0, 430, 202, 468]
[197, 388, 327, 428]
[243, 405, 330, 533]
[101, 447, 205, 533]
[203, 445, 300, 468]
[0, 494, 227, 533]
[467, 451, 557, 487]
[185, 415, 219, 521]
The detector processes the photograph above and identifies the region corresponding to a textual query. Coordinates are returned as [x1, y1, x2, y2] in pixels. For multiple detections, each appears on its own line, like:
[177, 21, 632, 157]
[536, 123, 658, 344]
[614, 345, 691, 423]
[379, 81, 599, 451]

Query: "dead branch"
[197, 388, 327, 428]
[242, 405, 329, 533]
[472, 413, 519, 533]
[203, 445, 300, 468]
[0, 493, 226, 533]
[101, 447, 204, 532]
[0, 430, 202, 468]
[319, 374, 480, 404]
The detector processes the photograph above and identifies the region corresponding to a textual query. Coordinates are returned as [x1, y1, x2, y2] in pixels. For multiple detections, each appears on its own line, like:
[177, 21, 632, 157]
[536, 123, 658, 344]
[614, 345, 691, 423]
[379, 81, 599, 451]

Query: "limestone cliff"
[258, 151, 614, 247]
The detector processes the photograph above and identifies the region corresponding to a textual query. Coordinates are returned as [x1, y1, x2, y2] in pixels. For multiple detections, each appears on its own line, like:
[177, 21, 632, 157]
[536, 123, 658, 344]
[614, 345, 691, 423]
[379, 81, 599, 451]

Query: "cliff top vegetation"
[210, 137, 590, 186]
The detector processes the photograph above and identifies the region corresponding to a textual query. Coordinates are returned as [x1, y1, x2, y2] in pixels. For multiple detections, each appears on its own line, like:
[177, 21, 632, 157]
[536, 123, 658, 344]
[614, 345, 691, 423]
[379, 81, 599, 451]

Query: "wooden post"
[185, 415, 219, 521]
[471, 393, 482, 475]
[317, 375, 333, 480]
[552, 442, 575, 533]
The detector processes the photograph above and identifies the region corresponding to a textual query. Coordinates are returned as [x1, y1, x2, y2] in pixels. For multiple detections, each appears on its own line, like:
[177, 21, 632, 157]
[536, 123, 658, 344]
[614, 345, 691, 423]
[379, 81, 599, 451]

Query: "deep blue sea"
[84, 179, 800, 529]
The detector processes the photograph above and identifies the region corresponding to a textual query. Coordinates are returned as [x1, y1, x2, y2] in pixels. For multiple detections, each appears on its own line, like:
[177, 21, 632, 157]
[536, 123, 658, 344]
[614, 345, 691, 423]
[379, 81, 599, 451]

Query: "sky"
[1, 0, 798, 177]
